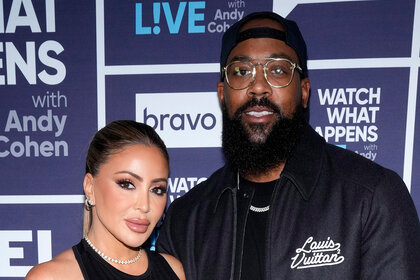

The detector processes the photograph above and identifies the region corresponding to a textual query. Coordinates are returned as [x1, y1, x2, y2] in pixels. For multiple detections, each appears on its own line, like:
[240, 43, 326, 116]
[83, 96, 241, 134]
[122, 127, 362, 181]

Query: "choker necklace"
[250, 205, 270, 212]
[84, 236, 142, 265]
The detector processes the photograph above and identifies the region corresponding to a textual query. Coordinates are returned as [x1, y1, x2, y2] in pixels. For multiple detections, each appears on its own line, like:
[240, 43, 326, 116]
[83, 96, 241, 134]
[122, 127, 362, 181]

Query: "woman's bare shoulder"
[160, 253, 185, 280]
[25, 249, 82, 280]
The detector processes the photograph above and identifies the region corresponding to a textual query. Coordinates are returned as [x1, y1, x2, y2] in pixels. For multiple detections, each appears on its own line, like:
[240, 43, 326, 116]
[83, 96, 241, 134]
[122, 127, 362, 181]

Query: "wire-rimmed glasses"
[223, 58, 302, 90]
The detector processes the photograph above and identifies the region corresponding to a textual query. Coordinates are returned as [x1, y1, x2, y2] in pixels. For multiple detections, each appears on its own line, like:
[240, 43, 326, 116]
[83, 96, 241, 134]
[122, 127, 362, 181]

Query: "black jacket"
[157, 124, 420, 279]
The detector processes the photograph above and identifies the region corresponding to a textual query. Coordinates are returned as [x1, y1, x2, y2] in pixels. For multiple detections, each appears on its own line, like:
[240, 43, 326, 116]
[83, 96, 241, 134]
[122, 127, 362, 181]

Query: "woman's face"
[85, 144, 169, 248]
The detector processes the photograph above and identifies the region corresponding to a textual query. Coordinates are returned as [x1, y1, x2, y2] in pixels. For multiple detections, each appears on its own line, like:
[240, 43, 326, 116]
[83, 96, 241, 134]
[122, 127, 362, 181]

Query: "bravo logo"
[136, 92, 222, 148]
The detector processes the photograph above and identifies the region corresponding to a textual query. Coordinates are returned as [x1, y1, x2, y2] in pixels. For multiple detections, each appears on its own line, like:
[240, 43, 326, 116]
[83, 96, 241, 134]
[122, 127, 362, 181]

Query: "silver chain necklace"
[84, 236, 142, 265]
[237, 172, 271, 213]
[250, 205, 270, 212]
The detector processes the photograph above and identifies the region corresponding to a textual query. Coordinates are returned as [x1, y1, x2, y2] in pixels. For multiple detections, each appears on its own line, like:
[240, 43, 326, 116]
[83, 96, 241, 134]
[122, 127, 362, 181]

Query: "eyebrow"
[269, 53, 296, 61]
[115, 171, 167, 183]
[228, 53, 297, 64]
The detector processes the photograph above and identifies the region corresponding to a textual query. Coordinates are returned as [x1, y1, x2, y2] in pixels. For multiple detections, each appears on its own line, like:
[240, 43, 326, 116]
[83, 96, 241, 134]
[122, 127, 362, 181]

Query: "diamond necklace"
[84, 236, 142, 265]
[250, 205, 270, 212]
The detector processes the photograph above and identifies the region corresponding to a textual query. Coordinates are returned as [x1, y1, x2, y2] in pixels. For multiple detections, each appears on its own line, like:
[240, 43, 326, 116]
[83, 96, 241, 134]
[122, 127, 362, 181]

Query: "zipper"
[230, 186, 237, 280]
[236, 188, 254, 280]
[264, 175, 283, 280]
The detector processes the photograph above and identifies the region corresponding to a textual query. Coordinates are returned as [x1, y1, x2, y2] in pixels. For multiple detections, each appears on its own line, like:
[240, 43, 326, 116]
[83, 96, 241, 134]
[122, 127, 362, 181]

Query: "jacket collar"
[216, 123, 325, 202]
[212, 163, 238, 213]
[281, 123, 325, 200]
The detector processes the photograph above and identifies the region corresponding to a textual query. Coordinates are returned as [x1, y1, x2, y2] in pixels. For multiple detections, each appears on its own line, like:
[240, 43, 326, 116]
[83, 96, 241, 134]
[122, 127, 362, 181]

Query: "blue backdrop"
[1, 0, 419, 278]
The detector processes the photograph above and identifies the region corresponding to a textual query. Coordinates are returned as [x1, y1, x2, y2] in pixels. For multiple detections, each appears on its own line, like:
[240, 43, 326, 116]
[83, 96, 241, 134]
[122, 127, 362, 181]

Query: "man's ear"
[300, 78, 310, 109]
[217, 81, 225, 107]
[83, 173, 95, 201]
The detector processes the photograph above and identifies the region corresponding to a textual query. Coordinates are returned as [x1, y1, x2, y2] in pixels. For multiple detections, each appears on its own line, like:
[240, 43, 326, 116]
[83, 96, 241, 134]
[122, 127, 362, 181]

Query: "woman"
[26, 120, 185, 280]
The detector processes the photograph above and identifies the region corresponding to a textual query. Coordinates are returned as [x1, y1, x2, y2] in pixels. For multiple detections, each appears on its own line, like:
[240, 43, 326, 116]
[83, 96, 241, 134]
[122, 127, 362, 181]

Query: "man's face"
[217, 19, 310, 144]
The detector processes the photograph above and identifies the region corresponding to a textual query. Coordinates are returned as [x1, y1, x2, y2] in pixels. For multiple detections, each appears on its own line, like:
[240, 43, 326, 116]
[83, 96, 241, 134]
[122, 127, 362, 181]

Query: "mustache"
[233, 97, 282, 119]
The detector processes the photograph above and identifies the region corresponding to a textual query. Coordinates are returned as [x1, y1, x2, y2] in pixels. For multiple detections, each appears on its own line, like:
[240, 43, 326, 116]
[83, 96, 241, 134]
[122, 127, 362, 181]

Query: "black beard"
[222, 97, 305, 177]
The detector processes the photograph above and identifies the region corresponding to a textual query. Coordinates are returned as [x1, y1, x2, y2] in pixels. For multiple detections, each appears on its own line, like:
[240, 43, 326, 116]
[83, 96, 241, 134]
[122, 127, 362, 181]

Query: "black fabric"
[237, 27, 286, 44]
[157, 124, 420, 280]
[238, 179, 276, 280]
[72, 239, 179, 280]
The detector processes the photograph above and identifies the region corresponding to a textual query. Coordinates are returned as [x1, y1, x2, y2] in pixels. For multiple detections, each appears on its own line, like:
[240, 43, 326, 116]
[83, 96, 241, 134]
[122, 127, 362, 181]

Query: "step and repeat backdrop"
[1, 0, 419, 278]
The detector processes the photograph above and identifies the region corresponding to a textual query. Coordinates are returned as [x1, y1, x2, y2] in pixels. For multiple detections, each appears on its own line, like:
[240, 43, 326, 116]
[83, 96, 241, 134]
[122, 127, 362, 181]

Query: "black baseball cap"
[220, 11, 308, 80]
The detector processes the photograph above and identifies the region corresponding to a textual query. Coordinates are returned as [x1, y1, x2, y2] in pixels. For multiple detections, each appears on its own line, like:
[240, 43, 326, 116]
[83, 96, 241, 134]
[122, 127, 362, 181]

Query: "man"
[157, 11, 420, 279]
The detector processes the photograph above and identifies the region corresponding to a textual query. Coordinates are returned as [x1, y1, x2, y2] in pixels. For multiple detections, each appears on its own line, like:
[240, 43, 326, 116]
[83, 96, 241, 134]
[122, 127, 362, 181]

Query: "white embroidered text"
[291, 236, 345, 269]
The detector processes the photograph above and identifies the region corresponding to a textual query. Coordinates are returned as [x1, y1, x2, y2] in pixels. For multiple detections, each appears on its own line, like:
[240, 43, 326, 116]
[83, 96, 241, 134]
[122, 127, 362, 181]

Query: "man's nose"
[247, 65, 272, 97]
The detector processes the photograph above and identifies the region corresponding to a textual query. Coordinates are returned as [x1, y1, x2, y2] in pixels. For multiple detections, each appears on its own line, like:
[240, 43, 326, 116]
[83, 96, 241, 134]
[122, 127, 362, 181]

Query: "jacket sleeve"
[360, 170, 420, 279]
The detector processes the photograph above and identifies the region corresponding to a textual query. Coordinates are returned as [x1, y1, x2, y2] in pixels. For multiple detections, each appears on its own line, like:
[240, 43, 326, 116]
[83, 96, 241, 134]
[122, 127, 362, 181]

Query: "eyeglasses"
[223, 58, 302, 90]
